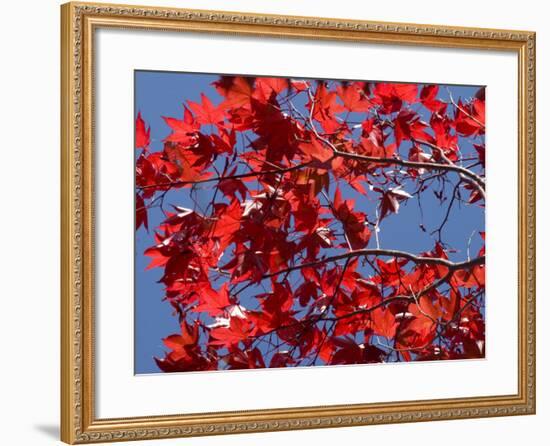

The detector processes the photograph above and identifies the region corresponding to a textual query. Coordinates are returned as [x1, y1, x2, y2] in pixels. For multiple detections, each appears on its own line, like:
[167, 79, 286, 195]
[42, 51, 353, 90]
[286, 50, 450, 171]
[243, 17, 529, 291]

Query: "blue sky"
[134, 70, 485, 374]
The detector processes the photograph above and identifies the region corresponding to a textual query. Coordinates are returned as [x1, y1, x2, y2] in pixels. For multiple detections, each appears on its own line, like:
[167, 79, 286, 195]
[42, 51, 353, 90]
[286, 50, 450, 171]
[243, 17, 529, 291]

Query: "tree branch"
[333, 149, 485, 193]
[263, 249, 484, 279]
[138, 159, 315, 191]
[412, 138, 485, 199]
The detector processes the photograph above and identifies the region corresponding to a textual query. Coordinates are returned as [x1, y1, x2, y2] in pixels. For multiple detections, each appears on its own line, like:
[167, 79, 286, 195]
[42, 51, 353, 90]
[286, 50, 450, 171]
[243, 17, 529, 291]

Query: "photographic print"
[61, 5, 536, 442]
[134, 72, 486, 374]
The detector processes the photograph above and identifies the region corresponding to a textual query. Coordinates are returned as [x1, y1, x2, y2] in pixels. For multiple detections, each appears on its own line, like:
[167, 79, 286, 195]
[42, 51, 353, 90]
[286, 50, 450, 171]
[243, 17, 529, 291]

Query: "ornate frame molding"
[60, 2, 536, 443]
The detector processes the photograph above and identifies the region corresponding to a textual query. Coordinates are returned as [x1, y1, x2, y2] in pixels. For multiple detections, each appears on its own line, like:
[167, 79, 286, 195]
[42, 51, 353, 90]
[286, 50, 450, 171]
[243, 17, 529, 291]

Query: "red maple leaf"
[163, 106, 199, 145]
[194, 283, 232, 316]
[187, 93, 226, 126]
[420, 84, 447, 113]
[135, 112, 150, 149]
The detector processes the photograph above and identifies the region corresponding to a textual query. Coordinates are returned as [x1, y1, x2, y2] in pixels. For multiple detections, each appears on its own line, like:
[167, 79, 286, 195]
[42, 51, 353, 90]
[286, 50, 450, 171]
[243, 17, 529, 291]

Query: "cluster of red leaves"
[135, 76, 486, 372]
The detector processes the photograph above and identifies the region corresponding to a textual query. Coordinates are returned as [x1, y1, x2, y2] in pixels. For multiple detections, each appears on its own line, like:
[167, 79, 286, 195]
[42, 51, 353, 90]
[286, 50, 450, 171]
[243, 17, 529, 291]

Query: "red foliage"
[135, 78, 486, 371]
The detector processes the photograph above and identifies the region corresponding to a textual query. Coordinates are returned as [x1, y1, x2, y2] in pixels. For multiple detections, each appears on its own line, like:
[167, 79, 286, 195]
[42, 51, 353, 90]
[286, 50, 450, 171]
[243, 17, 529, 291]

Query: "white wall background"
[0, 0, 545, 445]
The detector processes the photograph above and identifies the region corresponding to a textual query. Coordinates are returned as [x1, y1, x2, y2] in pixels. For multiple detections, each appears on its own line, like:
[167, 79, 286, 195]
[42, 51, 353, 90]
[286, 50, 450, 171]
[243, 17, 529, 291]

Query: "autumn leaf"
[337, 82, 371, 112]
[299, 138, 333, 163]
[135, 112, 150, 149]
[420, 84, 447, 113]
[187, 93, 226, 126]
[163, 106, 199, 145]
[376, 186, 413, 221]
[135, 192, 148, 231]
[192, 283, 231, 315]
[214, 76, 255, 108]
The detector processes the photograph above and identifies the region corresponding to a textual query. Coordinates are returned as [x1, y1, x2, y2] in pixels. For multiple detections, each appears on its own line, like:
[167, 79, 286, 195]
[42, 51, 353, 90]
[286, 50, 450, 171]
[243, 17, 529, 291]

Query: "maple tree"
[135, 75, 485, 372]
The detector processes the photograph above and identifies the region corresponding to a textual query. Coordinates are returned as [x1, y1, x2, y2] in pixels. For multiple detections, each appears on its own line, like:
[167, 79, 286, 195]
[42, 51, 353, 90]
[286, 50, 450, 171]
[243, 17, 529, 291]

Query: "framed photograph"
[60, 2, 536, 443]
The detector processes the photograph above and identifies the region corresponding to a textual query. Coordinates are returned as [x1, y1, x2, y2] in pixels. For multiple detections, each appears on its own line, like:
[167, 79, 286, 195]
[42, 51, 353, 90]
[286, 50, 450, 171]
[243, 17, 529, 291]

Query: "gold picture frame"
[60, 2, 536, 443]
